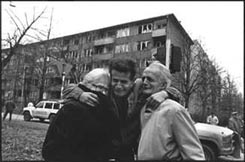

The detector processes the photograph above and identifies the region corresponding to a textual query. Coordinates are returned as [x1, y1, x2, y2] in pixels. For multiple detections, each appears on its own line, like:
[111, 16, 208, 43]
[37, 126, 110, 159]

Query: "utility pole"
[21, 65, 27, 108]
[60, 63, 66, 99]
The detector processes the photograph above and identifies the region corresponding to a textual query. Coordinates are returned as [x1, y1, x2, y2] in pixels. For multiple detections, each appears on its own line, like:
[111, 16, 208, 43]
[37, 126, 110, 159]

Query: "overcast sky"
[2, 1, 244, 94]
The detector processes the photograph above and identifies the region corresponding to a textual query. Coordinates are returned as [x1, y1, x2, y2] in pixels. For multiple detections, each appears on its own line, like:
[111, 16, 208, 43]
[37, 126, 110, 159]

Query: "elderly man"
[42, 68, 120, 162]
[62, 57, 185, 160]
[137, 61, 205, 160]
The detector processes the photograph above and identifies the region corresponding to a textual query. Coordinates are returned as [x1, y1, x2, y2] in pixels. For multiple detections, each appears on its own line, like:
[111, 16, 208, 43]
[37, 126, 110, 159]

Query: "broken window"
[148, 24, 152, 30]
[143, 25, 147, 32]
[138, 23, 153, 34]
[137, 41, 151, 51]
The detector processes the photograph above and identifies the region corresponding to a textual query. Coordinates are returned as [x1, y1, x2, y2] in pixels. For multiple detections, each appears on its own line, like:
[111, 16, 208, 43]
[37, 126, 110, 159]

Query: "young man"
[62, 57, 169, 161]
[137, 61, 205, 160]
[42, 68, 120, 162]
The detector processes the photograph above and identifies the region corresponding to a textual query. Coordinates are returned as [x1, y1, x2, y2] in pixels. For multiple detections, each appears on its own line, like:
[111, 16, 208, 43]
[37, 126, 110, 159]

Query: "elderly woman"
[137, 61, 205, 161]
[42, 68, 120, 162]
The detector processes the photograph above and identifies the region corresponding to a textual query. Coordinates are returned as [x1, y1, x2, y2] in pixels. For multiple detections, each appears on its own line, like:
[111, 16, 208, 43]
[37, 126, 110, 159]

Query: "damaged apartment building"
[2, 13, 193, 110]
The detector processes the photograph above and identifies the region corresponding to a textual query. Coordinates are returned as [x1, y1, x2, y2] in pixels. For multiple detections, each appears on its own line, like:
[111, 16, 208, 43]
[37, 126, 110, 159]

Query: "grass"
[2, 120, 49, 161]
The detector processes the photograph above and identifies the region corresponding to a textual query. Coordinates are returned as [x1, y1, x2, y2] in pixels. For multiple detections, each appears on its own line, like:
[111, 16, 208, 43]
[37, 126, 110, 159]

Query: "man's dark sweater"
[42, 84, 120, 162]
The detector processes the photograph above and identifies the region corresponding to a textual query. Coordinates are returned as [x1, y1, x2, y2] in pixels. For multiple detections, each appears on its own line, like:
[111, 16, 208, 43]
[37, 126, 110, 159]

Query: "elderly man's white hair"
[144, 61, 172, 88]
[83, 68, 110, 84]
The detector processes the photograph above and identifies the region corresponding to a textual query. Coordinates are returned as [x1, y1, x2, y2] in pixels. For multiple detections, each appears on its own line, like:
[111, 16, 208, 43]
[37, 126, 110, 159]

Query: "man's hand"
[146, 90, 168, 111]
[62, 84, 99, 107]
[79, 92, 99, 107]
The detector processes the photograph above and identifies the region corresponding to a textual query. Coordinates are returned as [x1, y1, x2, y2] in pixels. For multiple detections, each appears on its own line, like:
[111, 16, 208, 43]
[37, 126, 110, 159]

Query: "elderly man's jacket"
[138, 98, 205, 160]
[42, 84, 120, 162]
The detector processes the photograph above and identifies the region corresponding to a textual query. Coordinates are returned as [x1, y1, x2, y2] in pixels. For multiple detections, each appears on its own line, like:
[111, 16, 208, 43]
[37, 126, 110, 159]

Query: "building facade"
[2, 14, 193, 113]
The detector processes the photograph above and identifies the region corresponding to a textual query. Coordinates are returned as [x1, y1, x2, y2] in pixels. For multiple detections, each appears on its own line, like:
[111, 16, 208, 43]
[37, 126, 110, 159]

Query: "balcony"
[93, 53, 113, 61]
[94, 37, 114, 46]
[152, 28, 166, 37]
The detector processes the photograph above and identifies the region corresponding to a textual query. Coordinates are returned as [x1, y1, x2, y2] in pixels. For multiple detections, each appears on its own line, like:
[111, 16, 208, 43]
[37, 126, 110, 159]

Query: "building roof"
[2, 13, 193, 48]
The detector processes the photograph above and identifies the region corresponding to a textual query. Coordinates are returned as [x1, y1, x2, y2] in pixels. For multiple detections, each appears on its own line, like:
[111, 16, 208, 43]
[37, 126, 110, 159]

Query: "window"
[36, 102, 44, 108]
[116, 28, 130, 38]
[138, 23, 153, 34]
[155, 41, 163, 47]
[84, 49, 93, 57]
[74, 39, 79, 45]
[74, 51, 78, 58]
[45, 103, 53, 109]
[115, 44, 129, 53]
[137, 41, 151, 51]
[66, 51, 79, 59]
[96, 47, 104, 54]
[63, 39, 70, 45]
[86, 35, 94, 42]
[107, 31, 116, 37]
[81, 64, 90, 72]
[54, 103, 60, 110]
[154, 19, 167, 30]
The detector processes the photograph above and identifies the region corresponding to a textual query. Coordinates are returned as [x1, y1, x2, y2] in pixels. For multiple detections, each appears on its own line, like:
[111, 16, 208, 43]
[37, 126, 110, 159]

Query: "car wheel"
[23, 112, 31, 121]
[202, 143, 217, 161]
[49, 114, 56, 123]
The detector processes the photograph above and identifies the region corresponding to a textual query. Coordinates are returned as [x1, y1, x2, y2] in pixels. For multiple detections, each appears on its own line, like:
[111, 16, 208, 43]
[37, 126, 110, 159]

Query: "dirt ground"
[1, 119, 49, 161]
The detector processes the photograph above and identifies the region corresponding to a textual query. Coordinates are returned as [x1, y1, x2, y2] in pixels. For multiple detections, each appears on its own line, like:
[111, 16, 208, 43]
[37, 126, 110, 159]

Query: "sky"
[1, 1, 244, 94]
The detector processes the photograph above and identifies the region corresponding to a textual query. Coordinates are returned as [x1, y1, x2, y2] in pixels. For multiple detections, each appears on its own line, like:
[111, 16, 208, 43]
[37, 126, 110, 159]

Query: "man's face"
[142, 70, 164, 95]
[111, 70, 134, 97]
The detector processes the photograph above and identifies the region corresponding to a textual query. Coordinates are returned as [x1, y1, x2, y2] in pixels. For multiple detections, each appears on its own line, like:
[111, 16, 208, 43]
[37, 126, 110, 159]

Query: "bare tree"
[38, 8, 54, 101]
[197, 57, 223, 122]
[196, 52, 211, 122]
[174, 40, 203, 108]
[2, 7, 47, 68]
[218, 73, 242, 125]
[220, 73, 238, 113]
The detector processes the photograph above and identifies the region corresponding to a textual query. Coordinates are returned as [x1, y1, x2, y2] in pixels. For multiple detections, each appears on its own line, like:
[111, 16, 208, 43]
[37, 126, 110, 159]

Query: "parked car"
[22, 100, 63, 123]
[195, 122, 239, 160]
